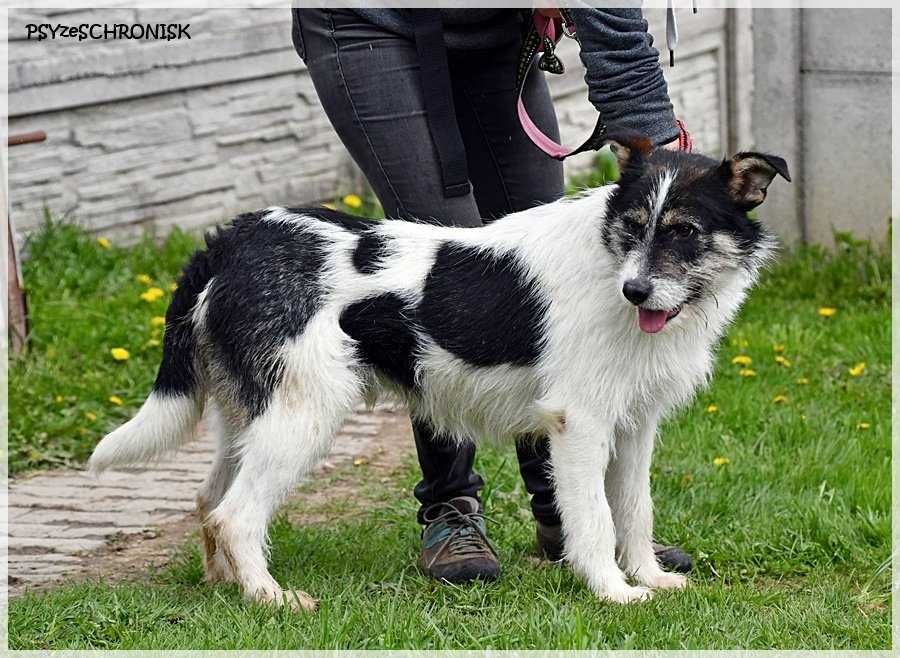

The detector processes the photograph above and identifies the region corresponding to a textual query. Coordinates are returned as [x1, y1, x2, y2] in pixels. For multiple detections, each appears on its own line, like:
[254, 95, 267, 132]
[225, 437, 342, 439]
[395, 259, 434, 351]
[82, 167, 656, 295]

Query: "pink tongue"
[638, 308, 669, 334]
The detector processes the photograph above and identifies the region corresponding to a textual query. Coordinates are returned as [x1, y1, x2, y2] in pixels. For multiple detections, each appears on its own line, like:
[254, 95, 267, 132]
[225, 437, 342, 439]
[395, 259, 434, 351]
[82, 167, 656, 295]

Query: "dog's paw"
[280, 589, 319, 612]
[637, 570, 687, 590]
[600, 584, 653, 604]
[253, 588, 318, 612]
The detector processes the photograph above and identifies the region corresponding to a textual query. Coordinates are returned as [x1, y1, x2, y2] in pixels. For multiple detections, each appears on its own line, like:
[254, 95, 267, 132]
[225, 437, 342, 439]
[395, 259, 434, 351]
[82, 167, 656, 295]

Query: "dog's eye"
[672, 224, 695, 239]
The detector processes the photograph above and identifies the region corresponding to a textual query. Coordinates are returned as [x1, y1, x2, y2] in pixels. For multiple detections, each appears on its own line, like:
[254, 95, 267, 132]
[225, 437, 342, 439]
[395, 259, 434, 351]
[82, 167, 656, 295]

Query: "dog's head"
[599, 133, 790, 334]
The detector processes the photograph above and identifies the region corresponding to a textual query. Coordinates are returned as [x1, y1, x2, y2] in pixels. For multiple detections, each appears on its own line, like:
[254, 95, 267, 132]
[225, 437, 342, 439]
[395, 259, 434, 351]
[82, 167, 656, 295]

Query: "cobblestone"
[8, 403, 410, 597]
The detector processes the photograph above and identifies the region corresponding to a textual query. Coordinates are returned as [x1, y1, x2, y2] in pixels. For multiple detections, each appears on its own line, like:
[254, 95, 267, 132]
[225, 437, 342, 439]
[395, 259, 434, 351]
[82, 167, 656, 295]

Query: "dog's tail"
[89, 246, 217, 474]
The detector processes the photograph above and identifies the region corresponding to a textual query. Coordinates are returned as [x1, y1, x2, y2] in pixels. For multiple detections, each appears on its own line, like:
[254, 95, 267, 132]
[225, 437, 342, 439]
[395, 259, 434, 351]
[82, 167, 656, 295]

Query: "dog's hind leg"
[196, 406, 241, 583]
[206, 399, 346, 612]
[207, 329, 362, 611]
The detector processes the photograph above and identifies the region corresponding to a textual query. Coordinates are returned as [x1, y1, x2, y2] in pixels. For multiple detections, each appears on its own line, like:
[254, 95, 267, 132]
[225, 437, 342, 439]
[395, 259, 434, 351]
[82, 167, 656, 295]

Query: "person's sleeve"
[567, 8, 680, 146]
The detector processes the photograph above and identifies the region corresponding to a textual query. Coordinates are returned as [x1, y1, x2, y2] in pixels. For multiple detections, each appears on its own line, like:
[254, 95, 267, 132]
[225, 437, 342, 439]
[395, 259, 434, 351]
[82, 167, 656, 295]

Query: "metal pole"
[6, 130, 47, 354]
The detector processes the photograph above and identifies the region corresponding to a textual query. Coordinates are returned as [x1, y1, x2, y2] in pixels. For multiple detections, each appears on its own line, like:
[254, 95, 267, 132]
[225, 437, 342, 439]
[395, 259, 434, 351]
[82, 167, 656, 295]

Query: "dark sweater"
[353, 8, 679, 146]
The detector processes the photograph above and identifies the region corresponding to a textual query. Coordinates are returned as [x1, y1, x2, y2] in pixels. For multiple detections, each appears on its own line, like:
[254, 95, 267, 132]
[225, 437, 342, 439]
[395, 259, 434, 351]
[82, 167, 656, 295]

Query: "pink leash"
[517, 13, 577, 159]
[517, 11, 693, 159]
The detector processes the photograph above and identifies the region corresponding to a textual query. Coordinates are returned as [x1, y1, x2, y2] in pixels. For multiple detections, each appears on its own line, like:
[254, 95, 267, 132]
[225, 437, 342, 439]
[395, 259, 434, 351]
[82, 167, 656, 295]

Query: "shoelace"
[422, 503, 498, 567]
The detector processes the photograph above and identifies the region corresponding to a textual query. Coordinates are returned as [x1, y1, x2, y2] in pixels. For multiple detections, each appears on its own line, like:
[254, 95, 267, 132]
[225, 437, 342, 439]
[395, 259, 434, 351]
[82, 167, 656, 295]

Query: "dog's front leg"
[550, 412, 652, 604]
[607, 413, 687, 591]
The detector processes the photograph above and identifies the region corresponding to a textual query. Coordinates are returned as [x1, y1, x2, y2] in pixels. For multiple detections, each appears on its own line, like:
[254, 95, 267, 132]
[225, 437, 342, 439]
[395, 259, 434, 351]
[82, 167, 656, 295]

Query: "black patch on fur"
[201, 212, 328, 417]
[153, 234, 219, 397]
[339, 294, 419, 389]
[353, 230, 390, 274]
[420, 243, 547, 367]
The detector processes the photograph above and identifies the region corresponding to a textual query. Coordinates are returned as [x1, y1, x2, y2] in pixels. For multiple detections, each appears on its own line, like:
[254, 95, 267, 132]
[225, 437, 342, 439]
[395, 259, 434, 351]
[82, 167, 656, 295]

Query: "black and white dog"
[90, 135, 789, 609]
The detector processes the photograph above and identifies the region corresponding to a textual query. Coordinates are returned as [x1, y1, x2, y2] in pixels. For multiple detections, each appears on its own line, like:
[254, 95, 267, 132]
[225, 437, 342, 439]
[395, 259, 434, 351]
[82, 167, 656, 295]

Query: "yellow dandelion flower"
[110, 347, 130, 361]
[795, 377, 810, 385]
[818, 307, 837, 318]
[322, 202, 337, 210]
[150, 316, 167, 327]
[773, 343, 786, 353]
[353, 456, 369, 466]
[774, 355, 791, 368]
[54, 395, 64, 403]
[168, 282, 178, 292]
[706, 404, 718, 414]
[85, 411, 97, 422]
[772, 394, 788, 404]
[848, 362, 866, 377]
[97, 237, 112, 249]
[856, 421, 871, 430]
[140, 287, 164, 302]
[136, 274, 154, 286]
[713, 456, 730, 467]
[108, 395, 124, 406]
[343, 193, 363, 209]
[732, 355, 753, 367]
[739, 369, 757, 377]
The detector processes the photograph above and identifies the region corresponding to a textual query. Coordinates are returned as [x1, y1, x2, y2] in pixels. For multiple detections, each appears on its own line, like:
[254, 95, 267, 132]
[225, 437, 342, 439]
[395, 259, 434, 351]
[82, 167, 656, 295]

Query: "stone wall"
[9, 7, 730, 250]
[752, 9, 891, 245]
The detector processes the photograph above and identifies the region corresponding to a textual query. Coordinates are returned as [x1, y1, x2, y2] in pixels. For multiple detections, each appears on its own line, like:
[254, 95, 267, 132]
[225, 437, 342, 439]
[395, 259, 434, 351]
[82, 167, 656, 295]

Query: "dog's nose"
[622, 278, 652, 305]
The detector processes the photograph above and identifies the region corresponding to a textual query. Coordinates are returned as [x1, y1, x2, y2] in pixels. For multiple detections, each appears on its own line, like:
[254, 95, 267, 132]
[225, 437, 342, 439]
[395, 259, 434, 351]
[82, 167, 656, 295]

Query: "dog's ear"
[601, 132, 654, 174]
[719, 152, 791, 210]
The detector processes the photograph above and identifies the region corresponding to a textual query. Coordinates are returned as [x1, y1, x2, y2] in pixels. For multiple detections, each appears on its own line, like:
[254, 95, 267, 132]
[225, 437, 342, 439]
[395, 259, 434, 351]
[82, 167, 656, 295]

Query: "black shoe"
[535, 521, 693, 573]
[651, 542, 693, 573]
[419, 496, 500, 584]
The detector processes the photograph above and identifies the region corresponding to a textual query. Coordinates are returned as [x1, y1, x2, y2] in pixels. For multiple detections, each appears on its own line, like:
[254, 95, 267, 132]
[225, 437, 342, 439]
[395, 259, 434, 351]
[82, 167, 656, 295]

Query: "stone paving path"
[7, 403, 411, 598]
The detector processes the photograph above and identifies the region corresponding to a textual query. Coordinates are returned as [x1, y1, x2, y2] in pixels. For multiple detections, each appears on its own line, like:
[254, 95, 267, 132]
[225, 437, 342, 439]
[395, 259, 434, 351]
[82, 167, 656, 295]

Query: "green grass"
[8, 211, 891, 649]
[9, 219, 201, 473]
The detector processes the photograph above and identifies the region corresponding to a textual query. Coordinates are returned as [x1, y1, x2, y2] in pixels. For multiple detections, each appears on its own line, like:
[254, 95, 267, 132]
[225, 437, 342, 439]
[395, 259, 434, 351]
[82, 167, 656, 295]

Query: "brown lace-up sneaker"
[535, 520, 694, 573]
[419, 496, 500, 584]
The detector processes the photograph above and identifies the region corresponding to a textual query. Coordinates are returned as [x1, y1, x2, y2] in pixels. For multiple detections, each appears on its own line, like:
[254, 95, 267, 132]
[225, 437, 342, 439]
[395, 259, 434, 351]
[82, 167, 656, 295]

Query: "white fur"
[89, 393, 203, 473]
[648, 169, 675, 226]
[91, 179, 766, 609]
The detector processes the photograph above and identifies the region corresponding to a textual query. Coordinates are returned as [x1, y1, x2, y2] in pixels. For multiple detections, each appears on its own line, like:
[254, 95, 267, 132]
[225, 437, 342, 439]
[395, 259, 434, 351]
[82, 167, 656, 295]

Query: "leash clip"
[537, 36, 564, 75]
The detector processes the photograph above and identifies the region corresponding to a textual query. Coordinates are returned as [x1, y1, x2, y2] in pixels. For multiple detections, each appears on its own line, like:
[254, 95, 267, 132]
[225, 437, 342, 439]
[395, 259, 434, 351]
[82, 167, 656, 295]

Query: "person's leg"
[449, 44, 564, 221]
[448, 42, 564, 528]
[294, 8, 490, 543]
[294, 9, 481, 226]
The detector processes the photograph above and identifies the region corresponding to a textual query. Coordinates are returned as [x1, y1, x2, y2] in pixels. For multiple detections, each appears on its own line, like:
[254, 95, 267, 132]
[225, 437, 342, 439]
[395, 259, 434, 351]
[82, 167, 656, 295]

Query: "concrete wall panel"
[802, 9, 891, 74]
[802, 71, 891, 244]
